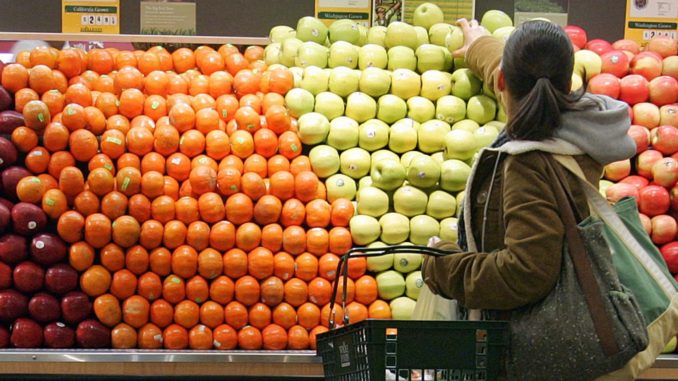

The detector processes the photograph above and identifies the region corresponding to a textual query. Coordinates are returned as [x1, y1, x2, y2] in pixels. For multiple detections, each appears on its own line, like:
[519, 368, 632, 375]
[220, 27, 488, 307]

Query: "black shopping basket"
[316, 245, 509, 381]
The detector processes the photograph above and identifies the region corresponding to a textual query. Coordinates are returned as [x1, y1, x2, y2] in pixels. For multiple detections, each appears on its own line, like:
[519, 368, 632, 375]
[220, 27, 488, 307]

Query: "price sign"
[62, 0, 120, 34]
[625, 0, 678, 45]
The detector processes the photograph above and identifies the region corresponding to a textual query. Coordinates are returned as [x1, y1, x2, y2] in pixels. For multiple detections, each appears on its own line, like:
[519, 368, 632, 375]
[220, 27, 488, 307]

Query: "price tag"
[63, 0, 120, 34]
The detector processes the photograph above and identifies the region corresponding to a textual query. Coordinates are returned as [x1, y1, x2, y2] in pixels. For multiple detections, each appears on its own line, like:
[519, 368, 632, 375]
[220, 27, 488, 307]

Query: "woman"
[421, 19, 637, 379]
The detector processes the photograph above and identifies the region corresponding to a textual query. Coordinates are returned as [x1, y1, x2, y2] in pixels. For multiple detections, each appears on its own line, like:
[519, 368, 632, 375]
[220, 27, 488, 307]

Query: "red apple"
[630, 51, 664, 80]
[638, 184, 671, 216]
[11, 318, 43, 348]
[28, 293, 62, 324]
[0, 234, 27, 265]
[651, 125, 678, 155]
[600, 50, 630, 77]
[645, 37, 678, 58]
[0, 325, 8, 348]
[612, 39, 641, 54]
[0, 289, 28, 322]
[588, 73, 621, 99]
[564, 25, 587, 49]
[632, 102, 660, 128]
[639, 213, 652, 235]
[663, 56, 678, 80]
[43, 322, 75, 348]
[45, 264, 78, 295]
[61, 291, 92, 325]
[0, 262, 10, 290]
[11, 202, 47, 236]
[13, 261, 44, 294]
[606, 182, 639, 203]
[2, 166, 31, 201]
[76, 319, 111, 348]
[585, 38, 613, 55]
[0, 203, 10, 233]
[30, 233, 67, 267]
[0, 198, 13, 211]
[620, 175, 650, 189]
[627, 124, 650, 153]
[0, 138, 18, 171]
[651, 214, 678, 245]
[660, 241, 678, 273]
[603, 159, 631, 181]
[670, 183, 678, 212]
[649, 76, 678, 106]
[660, 104, 678, 127]
[619, 74, 650, 105]
[636, 149, 664, 178]
[652, 157, 678, 187]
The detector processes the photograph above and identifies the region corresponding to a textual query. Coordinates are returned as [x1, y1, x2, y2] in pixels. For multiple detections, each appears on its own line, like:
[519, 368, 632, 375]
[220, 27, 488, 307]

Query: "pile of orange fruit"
[0, 43, 390, 350]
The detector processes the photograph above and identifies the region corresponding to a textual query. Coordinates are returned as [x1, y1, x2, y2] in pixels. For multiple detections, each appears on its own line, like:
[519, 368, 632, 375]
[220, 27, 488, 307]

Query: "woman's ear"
[497, 69, 506, 92]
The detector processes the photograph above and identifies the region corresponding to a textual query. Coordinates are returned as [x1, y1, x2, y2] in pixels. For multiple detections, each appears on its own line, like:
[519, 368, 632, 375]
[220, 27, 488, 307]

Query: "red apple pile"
[566, 27, 678, 281]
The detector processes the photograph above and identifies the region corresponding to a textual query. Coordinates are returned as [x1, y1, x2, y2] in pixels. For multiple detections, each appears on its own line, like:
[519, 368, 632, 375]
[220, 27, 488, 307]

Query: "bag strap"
[544, 155, 621, 357]
[552, 154, 678, 298]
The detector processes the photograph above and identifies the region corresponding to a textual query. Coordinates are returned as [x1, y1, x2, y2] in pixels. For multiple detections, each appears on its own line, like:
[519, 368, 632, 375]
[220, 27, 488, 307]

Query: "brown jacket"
[422, 37, 634, 310]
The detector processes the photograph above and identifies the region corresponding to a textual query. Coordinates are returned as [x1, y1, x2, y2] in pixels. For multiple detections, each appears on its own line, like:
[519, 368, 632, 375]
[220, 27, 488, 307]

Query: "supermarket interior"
[0, 0, 677, 380]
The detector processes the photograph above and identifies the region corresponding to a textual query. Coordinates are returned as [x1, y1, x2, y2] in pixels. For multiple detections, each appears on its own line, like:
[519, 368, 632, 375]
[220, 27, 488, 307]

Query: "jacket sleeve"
[422, 152, 564, 310]
[465, 36, 504, 102]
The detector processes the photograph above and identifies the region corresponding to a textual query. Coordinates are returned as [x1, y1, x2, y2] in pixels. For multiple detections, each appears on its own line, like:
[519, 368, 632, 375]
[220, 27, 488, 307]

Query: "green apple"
[439, 217, 459, 242]
[394, 251, 423, 273]
[436, 95, 466, 124]
[301, 66, 329, 95]
[297, 112, 330, 145]
[385, 21, 418, 50]
[264, 43, 281, 66]
[453, 56, 467, 69]
[387, 46, 417, 71]
[328, 67, 360, 97]
[358, 44, 388, 70]
[485, 120, 505, 130]
[405, 271, 424, 300]
[390, 296, 416, 319]
[414, 26, 430, 48]
[452, 118, 480, 132]
[426, 190, 456, 219]
[358, 175, 373, 190]
[284, 88, 315, 118]
[474, 125, 500, 150]
[357, 186, 390, 217]
[400, 151, 425, 168]
[418, 119, 451, 153]
[420, 70, 452, 101]
[358, 119, 389, 151]
[389, 118, 418, 153]
[466, 95, 497, 124]
[379, 212, 410, 244]
[376, 270, 406, 300]
[314, 91, 344, 120]
[574, 50, 602, 81]
[571, 72, 584, 92]
[309, 145, 340, 178]
[357, 24, 369, 46]
[288, 66, 304, 87]
[340, 147, 371, 179]
[391, 69, 421, 99]
[280, 37, 303, 67]
[496, 103, 507, 122]
[450, 68, 482, 100]
[346, 92, 377, 123]
[325, 173, 357, 202]
[359, 67, 391, 98]
[443, 49, 454, 71]
[327, 116, 359, 150]
[445, 26, 465, 53]
[366, 241, 393, 271]
[432, 151, 445, 164]
[371, 150, 401, 170]
[393, 184, 428, 216]
[482, 80, 496, 99]
[455, 191, 465, 216]
[439, 159, 471, 192]
[480, 10, 513, 33]
[428, 23, 454, 47]
[378, 94, 408, 124]
[367, 25, 387, 47]
[328, 41, 359, 69]
[493, 26, 515, 42]
[371, 159, 406, 191]
[296, 16, 328, 44]
[350, 215, 381, 245]
[407, 155, 440, 188]
[413, 2, 445, 30]
[444, 129, 476, 161]
[407, 96, 436, 123]
[295, 41, 329, 68]
[329, 19, 360, 44]
[410, 215, 440, 245]
[415, 44, 447, 72]
[269, 25, 296, 43]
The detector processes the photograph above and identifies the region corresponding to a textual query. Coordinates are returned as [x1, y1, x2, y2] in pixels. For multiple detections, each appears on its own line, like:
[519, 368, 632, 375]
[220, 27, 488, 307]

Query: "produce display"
[0, 2, 675, 354]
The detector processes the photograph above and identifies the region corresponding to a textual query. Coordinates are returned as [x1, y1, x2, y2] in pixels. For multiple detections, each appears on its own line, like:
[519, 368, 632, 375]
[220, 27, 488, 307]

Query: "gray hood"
[555, 93, 636, 166]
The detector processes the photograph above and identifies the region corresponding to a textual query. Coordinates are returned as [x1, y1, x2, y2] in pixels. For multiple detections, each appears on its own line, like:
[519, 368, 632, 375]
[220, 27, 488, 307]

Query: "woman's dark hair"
[502, 20, 591, 141]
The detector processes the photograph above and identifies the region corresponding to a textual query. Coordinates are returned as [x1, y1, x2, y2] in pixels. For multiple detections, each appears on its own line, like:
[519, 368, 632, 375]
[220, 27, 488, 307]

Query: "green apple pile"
[267, 4, 514, 320]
